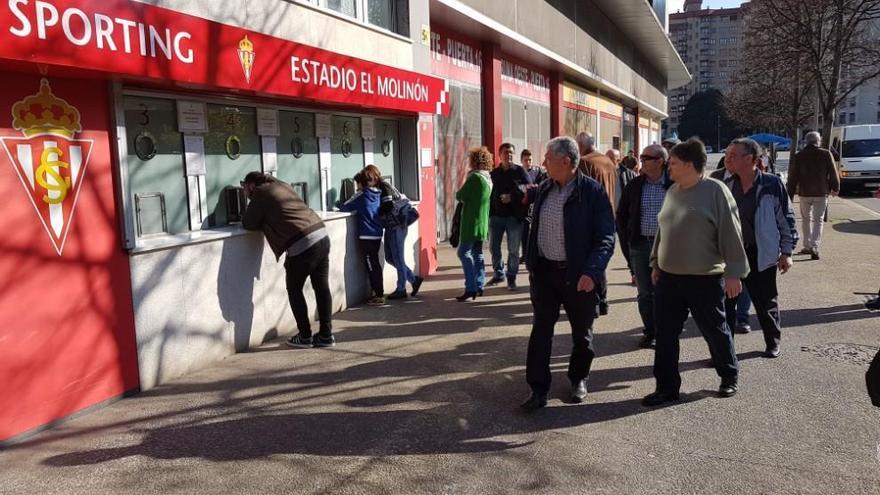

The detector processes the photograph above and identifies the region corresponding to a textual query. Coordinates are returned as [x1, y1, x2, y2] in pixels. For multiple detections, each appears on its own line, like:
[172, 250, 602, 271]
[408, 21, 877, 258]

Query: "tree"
[724, 0, 817, 151]
[747, 0, 880, 146]
[678, 89, 742, 149]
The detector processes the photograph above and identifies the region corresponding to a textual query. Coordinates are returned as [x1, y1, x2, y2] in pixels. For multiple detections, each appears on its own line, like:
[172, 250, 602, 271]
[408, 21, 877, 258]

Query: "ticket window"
[123, 96, 189, 237]
[371, 119, 399, 188]
[328, 116, 364, 207]
[204, 104, 261, 227]
[277, 111, 321, 208]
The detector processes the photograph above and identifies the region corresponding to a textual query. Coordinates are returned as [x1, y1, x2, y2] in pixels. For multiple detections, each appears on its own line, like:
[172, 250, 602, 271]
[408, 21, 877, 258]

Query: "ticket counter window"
[329, 116, 364, 207]
[204, 105, 260, 227]
[372, 119, 399, 188]
[123, 96, 189, 237]
[277, 111, 321, 208]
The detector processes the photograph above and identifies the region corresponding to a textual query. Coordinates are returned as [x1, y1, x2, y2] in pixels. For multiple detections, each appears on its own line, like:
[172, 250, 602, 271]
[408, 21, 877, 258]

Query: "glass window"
[842, 138, 880, 157]
[204, 104, 261, 227]
[123, 96, 189, 236]
[277, 111, 321, 208]
[367, 0, 394, 31]
[326, 0, 356, 18]
[328, 116, 364, 207]
[372, 119, 399, 187]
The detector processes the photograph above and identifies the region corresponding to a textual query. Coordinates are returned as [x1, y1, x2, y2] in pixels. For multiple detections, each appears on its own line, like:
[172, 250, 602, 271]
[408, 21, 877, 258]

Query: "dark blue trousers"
[653, 272, 738, 394]
[526, 259, 598, 396]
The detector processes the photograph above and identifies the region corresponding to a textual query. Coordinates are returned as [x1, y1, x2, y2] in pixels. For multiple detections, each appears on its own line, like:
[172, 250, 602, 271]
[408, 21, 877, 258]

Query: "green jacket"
[455, 170, 492, 243]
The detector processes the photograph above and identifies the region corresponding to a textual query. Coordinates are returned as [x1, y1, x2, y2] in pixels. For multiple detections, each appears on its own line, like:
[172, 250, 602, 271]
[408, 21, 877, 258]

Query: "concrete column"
[481, 42, 503, 159]
[550, 72, 564, 137]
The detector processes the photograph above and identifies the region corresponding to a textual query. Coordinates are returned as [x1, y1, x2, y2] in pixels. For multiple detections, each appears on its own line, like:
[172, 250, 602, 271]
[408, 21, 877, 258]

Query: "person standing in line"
[339, 171, 386, 305]
[520, 148, 547, 265]
[362, 165, 423, 300]
[576, 132, 617, 316]
[787, 131, 840, 260]
[609, 148, 637, 285]
[622, 149, 639, 173]
[488, 142, 532, 290]
[721, 138, 798, 358]
[241, 171, 336, 348]
[710, 152, 754, 334]
[454, 147, 493, 301]
[643, 138, 749, 406]
[520, 136, 615, 411]
[617, 144, 671, 349]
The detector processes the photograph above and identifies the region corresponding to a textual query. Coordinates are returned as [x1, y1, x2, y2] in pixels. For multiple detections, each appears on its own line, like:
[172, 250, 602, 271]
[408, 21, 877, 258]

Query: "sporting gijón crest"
[0, 79, 93, 255]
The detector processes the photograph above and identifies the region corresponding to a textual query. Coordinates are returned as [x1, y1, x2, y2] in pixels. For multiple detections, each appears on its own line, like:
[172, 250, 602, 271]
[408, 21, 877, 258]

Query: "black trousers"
[724, 246, 782, 349]
[359, 238, 384, 297]
[285, 236, 332, 339]
[654, 272, 738, 394]
[526, 259, 598, 396]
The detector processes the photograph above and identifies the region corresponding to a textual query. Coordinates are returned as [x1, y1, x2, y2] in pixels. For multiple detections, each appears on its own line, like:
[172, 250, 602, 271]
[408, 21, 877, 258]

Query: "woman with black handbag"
[454, 147, 493, 301]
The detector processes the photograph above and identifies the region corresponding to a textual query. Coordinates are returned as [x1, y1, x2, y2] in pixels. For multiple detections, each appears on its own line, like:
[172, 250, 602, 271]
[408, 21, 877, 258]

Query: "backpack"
[378, 185, 419, 228]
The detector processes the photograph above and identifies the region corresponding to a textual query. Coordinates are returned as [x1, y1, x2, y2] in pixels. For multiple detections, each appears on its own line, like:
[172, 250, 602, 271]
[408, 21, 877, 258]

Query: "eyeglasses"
[639, 155, 661, 162]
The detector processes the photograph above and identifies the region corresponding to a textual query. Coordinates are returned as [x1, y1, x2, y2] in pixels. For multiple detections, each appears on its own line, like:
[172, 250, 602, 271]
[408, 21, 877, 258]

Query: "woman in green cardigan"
[454, 146, 493, 301]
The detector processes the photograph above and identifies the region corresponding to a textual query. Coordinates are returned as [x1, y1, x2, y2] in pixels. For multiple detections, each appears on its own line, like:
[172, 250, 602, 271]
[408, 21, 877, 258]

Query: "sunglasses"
[639, 155, 661, 162]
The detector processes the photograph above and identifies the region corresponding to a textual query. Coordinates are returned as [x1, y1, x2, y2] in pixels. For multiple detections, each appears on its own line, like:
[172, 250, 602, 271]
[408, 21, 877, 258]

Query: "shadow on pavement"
[832, 219, 880, 236]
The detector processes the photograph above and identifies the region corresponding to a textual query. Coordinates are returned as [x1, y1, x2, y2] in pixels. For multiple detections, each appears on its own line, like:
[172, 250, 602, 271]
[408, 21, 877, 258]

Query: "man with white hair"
[787, 131, 840, 260]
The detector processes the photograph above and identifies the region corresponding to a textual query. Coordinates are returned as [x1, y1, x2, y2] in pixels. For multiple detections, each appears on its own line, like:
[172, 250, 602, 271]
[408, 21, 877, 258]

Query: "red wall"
[0, 73, 139, 442]
[418, 117, 438, 275]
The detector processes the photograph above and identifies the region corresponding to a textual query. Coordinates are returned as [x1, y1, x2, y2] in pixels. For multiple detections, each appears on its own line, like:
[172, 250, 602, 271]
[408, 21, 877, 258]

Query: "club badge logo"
[0, 79, 93, 255]
[238, 35, 255, 84]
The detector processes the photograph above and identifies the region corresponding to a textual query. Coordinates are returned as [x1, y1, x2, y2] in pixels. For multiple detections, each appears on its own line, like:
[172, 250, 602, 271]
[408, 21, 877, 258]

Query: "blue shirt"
[639, 178, 667, 237]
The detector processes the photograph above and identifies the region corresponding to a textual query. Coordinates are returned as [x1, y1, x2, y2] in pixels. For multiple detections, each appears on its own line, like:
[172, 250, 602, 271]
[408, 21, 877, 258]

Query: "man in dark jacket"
[488, 142, 532, 290]
[787, 131, 840, 260]
[616, 144, 670, 349]
[520, 136, 616, 411]
[242, 171, 335, 348]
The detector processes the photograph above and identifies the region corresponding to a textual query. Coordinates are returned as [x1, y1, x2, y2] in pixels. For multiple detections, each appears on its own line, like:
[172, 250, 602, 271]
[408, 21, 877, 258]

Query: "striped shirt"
[639, 179, 666, 237]
[537, 179, 576, 261]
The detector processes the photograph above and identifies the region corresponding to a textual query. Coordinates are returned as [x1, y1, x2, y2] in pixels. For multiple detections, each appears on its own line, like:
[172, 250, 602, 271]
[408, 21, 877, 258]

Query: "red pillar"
[481, 42, 503, 160]
[550, 72, 565, 137]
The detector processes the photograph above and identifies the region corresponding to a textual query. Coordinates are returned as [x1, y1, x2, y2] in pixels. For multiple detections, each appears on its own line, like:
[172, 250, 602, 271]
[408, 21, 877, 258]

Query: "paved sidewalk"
[1, 198, 879, 494]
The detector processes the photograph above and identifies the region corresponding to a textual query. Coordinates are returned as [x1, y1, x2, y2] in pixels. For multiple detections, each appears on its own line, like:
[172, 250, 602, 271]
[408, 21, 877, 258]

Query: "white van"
[829, 125, 880, 193]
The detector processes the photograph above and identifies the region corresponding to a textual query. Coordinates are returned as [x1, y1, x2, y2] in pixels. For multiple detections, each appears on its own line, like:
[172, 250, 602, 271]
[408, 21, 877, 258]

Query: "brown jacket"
[579, 151, 617, 215]
[242, 179, 325, 260]
[788, 145, 840, 197]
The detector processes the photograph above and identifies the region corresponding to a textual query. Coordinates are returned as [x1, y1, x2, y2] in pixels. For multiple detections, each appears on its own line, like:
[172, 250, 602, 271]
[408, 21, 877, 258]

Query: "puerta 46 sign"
[0, 0, 450, 115]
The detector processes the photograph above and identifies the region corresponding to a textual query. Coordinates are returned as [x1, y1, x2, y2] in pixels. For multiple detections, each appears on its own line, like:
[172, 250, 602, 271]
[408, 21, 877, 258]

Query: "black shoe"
[455, 291, 477, 301]
[642, 391, 680, 407]
[286, 334, 313, 348]
[570, 380, 588, 403]
[486, 276, 504, 287]
[735, 323, 752, 334]
[411, 277, 424, 297]
[719, 380, 738, 398]
[313, 334, 336, 348]
[764, 345, 780, 358]
[520, 393, 548, 411]
[810, 250, 820, 260]
[387, 290, 408, 300]
[638, 335, 656, 349]
[598, 302, 609, 316]
[477, 289, 484, 297]
[867, 297, 880, 311]
[507, 281, 518, 291]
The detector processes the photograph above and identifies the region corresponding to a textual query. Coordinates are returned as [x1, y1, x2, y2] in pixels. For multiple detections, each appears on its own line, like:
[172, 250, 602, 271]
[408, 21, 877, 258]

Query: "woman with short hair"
[643, 138, 749, 406]
[454, 147, 493, 301]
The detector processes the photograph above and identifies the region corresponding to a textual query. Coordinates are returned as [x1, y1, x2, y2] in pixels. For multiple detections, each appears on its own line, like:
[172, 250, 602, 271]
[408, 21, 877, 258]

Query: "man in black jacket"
[520, 136, 615, 411]
[242, 171, 335, 349]
[488, 142, 532, 290]
[616, 144, 670, 349]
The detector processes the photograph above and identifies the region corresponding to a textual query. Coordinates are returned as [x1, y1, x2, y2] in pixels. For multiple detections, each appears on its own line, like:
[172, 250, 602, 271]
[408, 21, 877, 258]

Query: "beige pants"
[799, 196, 829, 250]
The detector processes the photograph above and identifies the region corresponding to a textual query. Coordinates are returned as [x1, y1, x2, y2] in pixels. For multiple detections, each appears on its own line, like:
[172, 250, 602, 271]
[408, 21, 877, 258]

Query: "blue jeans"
[457, 241, 485, 293]
[384, 226, 417, 292]
[736, 287, 751, 325]
[629, 237, 655, 337]
[489, 216, 523, 283]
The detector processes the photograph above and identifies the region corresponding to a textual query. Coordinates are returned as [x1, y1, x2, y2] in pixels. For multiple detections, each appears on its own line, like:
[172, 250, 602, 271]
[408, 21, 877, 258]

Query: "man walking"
[617, 144, 670, 349]
[521, 148, 547, 263]
[576, 132, 617, 315]
[488, 142, 532, 290]
[521, 136, 615, 411]
[242, 171, 336, 348]
[721, 138, 798, 358]
[787, 131, 840, 260]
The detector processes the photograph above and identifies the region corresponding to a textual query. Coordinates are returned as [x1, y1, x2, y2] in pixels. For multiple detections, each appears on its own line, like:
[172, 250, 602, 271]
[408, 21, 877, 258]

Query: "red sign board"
[0, 0, 450, 115]
[430, 26, 482, 86]
[501, 57, 550, 103]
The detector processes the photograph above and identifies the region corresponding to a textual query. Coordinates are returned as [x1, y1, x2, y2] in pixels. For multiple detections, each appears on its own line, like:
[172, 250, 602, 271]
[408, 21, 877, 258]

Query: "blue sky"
[667, 0, 746, 13]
